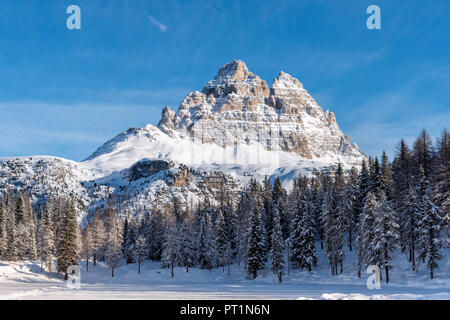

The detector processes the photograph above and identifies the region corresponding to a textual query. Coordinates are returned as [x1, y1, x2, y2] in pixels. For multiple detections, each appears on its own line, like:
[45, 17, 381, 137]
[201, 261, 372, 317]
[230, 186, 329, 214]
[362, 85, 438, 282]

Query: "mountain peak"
[215, 59, 250, 81]
[201, 60, 269, 99]
[268, 70, 318, 109]
[274, 71, 304, 90]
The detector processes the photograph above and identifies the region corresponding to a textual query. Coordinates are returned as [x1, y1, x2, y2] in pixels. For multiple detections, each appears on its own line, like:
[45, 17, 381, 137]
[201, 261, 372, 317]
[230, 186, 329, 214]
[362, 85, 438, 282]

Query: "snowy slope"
[0, 156, 93, 217]
[1, 246, 448, 300]
[81, 123, 354, 188]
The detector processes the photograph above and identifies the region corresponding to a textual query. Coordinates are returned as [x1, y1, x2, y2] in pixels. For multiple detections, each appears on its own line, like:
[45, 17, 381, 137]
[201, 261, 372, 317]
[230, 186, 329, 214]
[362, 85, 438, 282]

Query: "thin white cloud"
[147, 15, 168, 32]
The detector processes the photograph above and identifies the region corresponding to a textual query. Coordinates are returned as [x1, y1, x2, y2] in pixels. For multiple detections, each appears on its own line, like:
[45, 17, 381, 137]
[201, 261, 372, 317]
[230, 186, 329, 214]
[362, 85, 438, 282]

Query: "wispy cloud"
[147, 15, 168, 32]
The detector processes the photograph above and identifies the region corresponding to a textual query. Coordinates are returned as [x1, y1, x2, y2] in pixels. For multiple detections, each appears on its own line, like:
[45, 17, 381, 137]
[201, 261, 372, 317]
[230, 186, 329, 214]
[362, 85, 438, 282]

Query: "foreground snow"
[1, 248, 448, 300]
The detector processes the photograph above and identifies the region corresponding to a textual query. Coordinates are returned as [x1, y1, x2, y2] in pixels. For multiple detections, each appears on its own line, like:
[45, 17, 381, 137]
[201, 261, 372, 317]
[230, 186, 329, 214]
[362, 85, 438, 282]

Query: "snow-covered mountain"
[83, 60, 364, 181]
[0, 60, 365, 218]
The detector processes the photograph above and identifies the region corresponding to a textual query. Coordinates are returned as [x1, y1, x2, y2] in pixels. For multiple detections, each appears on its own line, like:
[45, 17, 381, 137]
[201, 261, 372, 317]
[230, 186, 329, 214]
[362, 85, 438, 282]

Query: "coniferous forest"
[0, 129, 448, 282]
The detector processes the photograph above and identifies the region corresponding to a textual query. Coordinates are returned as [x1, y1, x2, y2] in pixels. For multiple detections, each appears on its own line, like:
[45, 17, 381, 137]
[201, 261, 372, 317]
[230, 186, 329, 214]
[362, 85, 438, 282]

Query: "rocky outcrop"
[157, 106, 175, 135]
[127, 159, 172, 181]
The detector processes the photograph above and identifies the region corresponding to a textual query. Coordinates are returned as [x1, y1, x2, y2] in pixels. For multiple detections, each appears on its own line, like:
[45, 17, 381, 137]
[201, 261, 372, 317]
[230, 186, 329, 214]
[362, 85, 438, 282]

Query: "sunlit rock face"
[158, 60, 363, 160]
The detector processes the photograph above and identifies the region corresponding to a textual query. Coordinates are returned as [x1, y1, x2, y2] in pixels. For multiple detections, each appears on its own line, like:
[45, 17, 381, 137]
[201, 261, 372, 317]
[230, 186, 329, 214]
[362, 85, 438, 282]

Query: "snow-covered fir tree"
[177, 213, 195, 272]
[270, 208, 284, 282]
[416, 166, 443, 279]
[262, 176, 274, 252]
[161, 215, 177, 277]
[123, 216, 137, 264]
[404, 186, 420, 270]
[381, 151, 392, 199]
[0, 201, 7, 258]
[215, 209, 229, 271]
[144, 210, 165, 261]
[359, 192, 378, 269]
[195, 203, 216, 270]
[372, 191, 399, 283]
[298, 194, 317, 271]
[246, 204, 266, 279]
[56, 200, 79, 280]
[289, 194, 304, 269]
[344, 167, 360, 252]
[14, 192, 29, 260]
[322, 164, 345, 275]
[4, 196, 17, 261]
[433, 130, 449, 247]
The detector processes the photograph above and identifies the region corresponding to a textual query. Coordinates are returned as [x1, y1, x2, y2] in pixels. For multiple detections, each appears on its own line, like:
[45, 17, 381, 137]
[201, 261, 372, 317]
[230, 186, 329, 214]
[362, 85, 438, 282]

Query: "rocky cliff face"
[157, 60, 363, 161]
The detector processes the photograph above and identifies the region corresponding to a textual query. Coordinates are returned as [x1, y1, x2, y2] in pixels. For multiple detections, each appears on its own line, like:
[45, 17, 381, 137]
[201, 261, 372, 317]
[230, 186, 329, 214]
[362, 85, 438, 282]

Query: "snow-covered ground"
[1, 247, 448, 300]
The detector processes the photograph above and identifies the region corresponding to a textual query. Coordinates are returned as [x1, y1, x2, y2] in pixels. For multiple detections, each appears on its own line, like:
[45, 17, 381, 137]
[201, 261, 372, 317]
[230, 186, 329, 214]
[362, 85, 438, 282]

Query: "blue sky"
[0, 0, 449, 161]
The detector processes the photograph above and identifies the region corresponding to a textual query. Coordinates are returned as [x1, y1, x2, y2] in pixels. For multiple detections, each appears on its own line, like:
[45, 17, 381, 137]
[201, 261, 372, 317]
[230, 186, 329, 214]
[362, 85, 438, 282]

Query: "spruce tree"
[14, 193, 28, 260]
[57, 200, 79, 280]
[246, 205, 266, 279]
[433, 129, 449, 247]
[195, 206, 216, 270]
[270, 208, 284, 282]
[25, 195, 38, 260]
[344, 167, 360, 251]
[262, 176, 274, 251]
[413, 129, 433, 177]
[321, 189, 335, 274]
[162, 216, 177, 277]
[272, 177, 287, 238]
[372, 191, 399, 283]
[322, 164, 345, 275]
[145, 210, 164, 261]
[215, 210, 229, 271]
[360, 192, 377, 268]
[309, 176, 324, 249]
[290, 189, 318, 272]
[0, 201, 6, 258]
[123, 217, 137, 264]
[381, 151, 392, 198]
[370, 157, 383, 195]
[299, 195, 317, 271]
[178, 214, 195, 272]
[404, 186, 420, 270]
[121, 217, 129, 255]
[289, 195, 305, 269]
[416, 167, 443, 279]
[359, 159, 370, 201]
